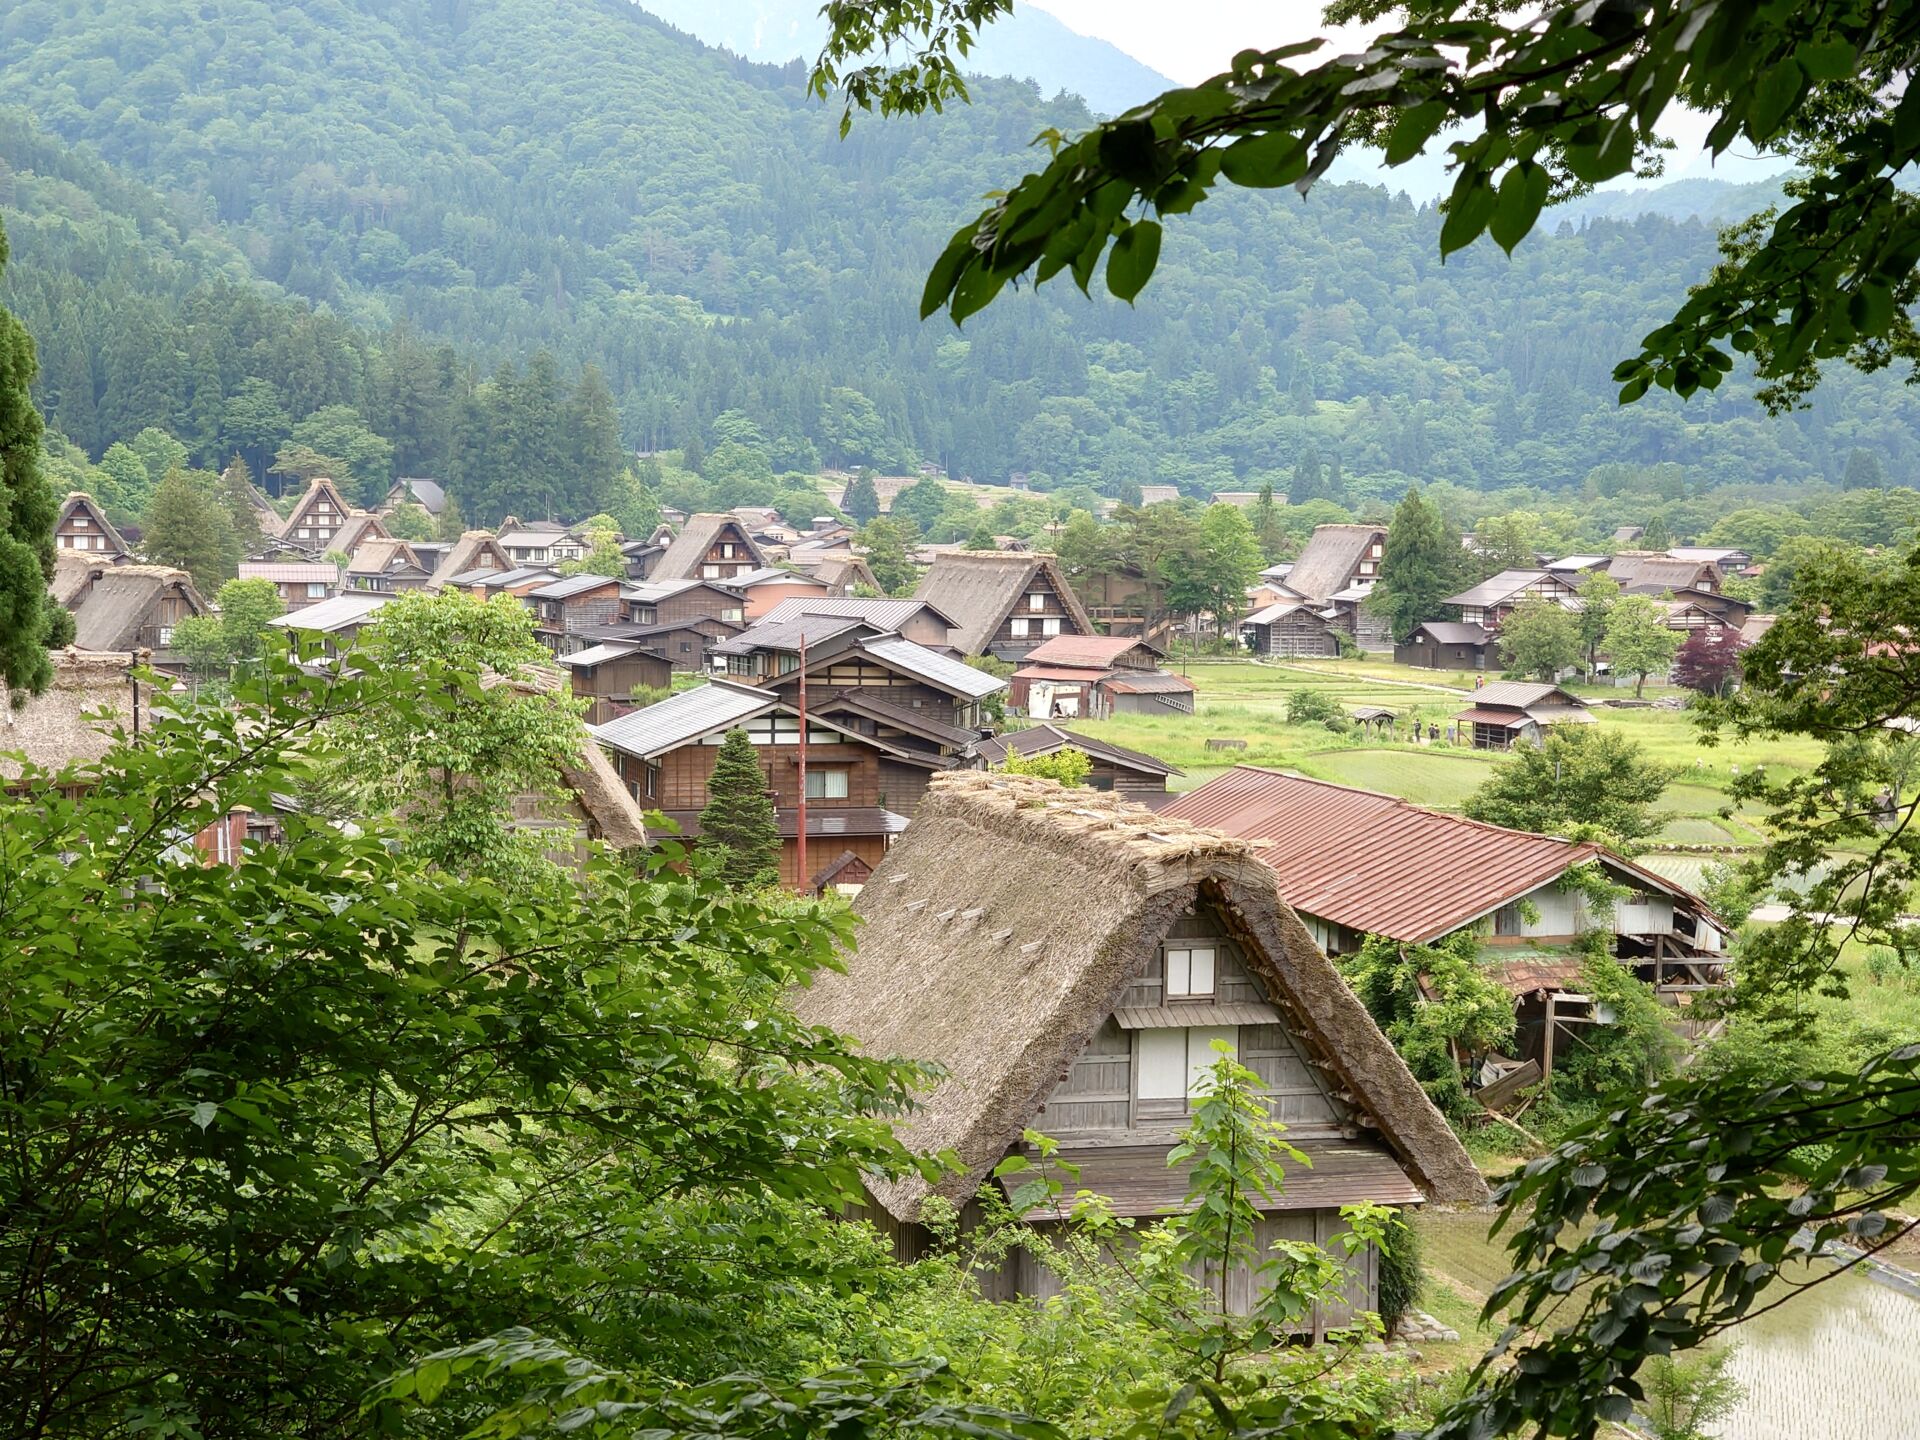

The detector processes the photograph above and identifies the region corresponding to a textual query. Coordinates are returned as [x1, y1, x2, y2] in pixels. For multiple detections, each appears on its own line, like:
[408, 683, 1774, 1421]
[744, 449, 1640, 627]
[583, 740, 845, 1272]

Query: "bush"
[1376, 1211, 1422, 1331]
[1287, 689, 1342, 725]
[1323, 714, 1351, 735]
[1863, 945, 1909, 987]
[629, 684, 672, 708]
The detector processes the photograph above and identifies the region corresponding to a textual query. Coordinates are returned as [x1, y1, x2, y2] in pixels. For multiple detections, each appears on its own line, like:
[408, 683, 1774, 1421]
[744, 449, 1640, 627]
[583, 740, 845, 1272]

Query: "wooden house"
[555, 641, 673, 705]
[1604, 553, 1722, 596]
[591, 679, 935, 888]
[1394, 621, 1495, 671]
[56, 560, 209, 668]
[793, 773, 1485, 1327]
[1657, 588, 1754, 633]
[1280, 526, 1391, 650]
[1441, 570, 1580, 630]
[913, 551, 1095, 661]
[651, 513, 768, 583]
[1239, 600, 1344, 658]
[524, 573, 627, 648]
[54, 493, 129, 561]
[754, 596, 959, 650]
[974, 724, 1182, 799]
[238, 561, 341, 611]
[1452, 681, 1594, 750]
[1009, 633, 1195, 719]
[622, 578, 749, 629]
[728, 566, 833, 620]
[382, 478, 446, 517]
[427, 532, 512, 591]
[344, 538, 432, 594]
[267, 592, 393, 655]
[579, 617, 743, 673]
[1162, 767, 1729, 1075]
[497, 520, 587, 567]
[281, 478, 359, 554]
[462, 566, 560, 601]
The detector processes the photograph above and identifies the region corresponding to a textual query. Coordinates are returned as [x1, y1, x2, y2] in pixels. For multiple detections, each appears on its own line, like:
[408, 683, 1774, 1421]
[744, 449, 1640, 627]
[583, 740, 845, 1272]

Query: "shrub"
[629, 684, 672, 708]
[1863, 945, 1908, 987]
[1376, 1210, 1422, 1331]
[1287, 689, 1342, 725]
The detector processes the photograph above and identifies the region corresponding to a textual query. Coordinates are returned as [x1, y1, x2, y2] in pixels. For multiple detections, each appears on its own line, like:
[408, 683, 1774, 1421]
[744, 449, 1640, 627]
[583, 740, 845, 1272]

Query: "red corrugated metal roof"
[1159, 767, 1606, 943]
[1012, 664, 1101, 682]
[1454, 707, 1528, 726]
[1022, 633, 1154, 667]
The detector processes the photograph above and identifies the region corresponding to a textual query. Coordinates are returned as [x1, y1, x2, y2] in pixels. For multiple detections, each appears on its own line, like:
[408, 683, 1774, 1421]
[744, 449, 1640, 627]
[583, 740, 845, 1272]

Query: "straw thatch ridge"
[1284, 524, 1385, 602]
[63, 565, 208, 650]
[427, 532, 511, 590]
[911, 551, 1095, 656]
[56, 492, 129, 557]
[650, 514, 768, 581]
[795, 773, 1486, 1222]
[0, 649, 145, 779]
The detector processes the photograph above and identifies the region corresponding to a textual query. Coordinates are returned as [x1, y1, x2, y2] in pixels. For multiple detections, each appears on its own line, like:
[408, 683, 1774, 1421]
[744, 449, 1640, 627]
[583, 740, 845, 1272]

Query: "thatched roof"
[57, 492, 128, 556]
[1285, 525, 1386, 601]
[651, 514, 767, 580]
[479, 663, 648, 850]
[912, 552, 1095, 656]
[284, 476, 352, 533]
[427, 532, 511, 590]
[0, 649, 144, 780]
[795, 773, 1486, 1221]
[64, 565, 207, 650]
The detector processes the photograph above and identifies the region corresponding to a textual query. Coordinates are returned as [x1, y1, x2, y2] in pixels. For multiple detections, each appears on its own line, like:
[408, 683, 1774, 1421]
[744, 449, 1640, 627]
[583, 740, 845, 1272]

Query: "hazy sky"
[1026, 1, 1788, 184]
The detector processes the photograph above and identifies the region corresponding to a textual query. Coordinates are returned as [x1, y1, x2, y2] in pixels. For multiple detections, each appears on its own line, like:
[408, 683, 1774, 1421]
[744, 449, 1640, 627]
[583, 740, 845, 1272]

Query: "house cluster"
[1237, 523, 1391, 657]
[1393, 546, 1768, 672]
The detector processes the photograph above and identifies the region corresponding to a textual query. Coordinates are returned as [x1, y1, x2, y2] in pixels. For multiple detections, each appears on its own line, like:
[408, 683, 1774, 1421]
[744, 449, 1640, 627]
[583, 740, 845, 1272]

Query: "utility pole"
[795, 631, 808, 892]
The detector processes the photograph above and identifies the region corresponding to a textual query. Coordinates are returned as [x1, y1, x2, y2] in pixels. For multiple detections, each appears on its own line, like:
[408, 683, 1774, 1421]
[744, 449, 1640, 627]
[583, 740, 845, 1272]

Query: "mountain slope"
[2, 0, 1917, 510]
[635, 0, 1176, 115]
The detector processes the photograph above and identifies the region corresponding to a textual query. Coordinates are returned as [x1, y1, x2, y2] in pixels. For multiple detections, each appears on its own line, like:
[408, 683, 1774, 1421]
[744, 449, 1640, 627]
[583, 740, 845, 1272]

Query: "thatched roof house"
[58, 562, 208, 659]
[0, 649, 147, 784]
[427, 532, 512, 591]
[912, 551, 1095, 660]
[796, 773, 1484, 1321]
[650, 513, 767, 582]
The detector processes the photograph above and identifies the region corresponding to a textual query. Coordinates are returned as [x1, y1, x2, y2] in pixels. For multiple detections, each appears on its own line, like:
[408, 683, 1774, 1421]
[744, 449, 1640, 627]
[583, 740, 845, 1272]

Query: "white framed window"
[157, 626, 175, 646]
[721, 543, 736, 558]
[805, 768, 850, 800]
[1028, 593, 1045, 611]
[1042, 617, 1062, 636]
[1136, 1026, 1239, 1102]
[702, 564, 720, 578]
[73, 515, 88, 527]
[723, 607, 744, 622]
[1371, 542, 1383, 558]
[306, 582, 327, 598]
[1165, 946, 1216, 999]
[1359, 560, 1375, 575]
[1010, 617, 1029, 637]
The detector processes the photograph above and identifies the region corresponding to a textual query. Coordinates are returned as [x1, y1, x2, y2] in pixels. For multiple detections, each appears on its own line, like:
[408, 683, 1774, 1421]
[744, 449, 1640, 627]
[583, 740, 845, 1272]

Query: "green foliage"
[1285, 688, 1342, 725]
[1340, 933, 1516, 1116]
[383, 500, 436, 540]
[140, 467, 239, 593]
[0, 216, 59, 699]
[856, 517, 921, 596]
[1551, 948, 1680, 1101]
[0, 648, 928, 1438]
[559, 526, 629, 578]
[290, 404, 394, 505]
[1374, 1211, 1422, 1333]
[699, 728, 783, 889]
[841, 470, 881, 524]
[1465, 727, 1675, 847]
[1573, 571, 1620, 670]
[1641, 1347, 1745, 1440]
[1496, 599, 1582, 682]
[996, 747, 1091, 787]
[1368, 486, 1467, 644]
[1602, 593, 1682, 697]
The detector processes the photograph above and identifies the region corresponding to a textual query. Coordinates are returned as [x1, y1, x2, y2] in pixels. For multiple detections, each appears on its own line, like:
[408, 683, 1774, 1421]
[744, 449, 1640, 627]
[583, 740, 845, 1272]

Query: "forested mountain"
[2, 0, 1918, 526]
[636, 0, 1176, 117]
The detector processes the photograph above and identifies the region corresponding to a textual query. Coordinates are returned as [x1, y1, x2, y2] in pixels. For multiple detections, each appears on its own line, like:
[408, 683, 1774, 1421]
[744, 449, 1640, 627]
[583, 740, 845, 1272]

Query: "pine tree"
[143, 469, 240, 595]
[1367, 487, 1467, 643]
[698, 728, 782, 889]
[842, 470, 881, 524]
[1288, 447, 1325, 505]
[435, 489, 467, 542]
[0, 219, 61, 699]
[567, 364, 626, 517]
[1842, 447, 1887, 491]
[220, 455, 264, 557]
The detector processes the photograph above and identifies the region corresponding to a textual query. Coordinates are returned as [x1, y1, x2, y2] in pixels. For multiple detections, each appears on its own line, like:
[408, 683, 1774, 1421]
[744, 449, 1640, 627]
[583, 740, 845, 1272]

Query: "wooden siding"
[1244, 610, 1340, 658]
[875, 759, 933, 818]
[1395, 635, 1490, 670]
[568, 652, 672, 701]
[995, 572, 1088, 653]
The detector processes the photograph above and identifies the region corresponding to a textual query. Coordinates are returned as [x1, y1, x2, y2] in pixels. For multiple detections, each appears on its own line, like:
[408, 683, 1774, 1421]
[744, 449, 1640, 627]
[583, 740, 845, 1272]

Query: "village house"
[238, 560, 341, 612]
[0, 649, 148, 792]
[280, 477, 390, 555]
[523, 573, 628, 649]
[591, 679, 941, 889]
[1009, 633, 1195, 720]
[497, 519, 588, 567]
[267, 592, 393, 654]
[1071, 559, 1167, 645]
[1162, 766, 1729, 1077]
[344, 537, 433, 594]
[974, 724, 1182, 799]
[54, 493, 129, 560]
[793, 773, 1485, 1325]
[1451, 681, 1594, 750]
[1658, 589, 1756, 635]
[382, 478, 447, 517]
[1601, 552, 1722, 596]
[459, 565, 561, 601]
[426, 532, 512, 591]
[1279, 525, 1391, 649]
[753, 596, 960, 650]
[727, 566, 833, 620]
[555, 640, 673, 711]
[1442, 569, 1581, 629]
[650, 513, 768, 583]
[54, 556, 208, 670]
[914, 551, 1096, 661]
[1394, 620, 1495, 671]
[1239, 600, 1345, 658]
[621, 525, 677, 581]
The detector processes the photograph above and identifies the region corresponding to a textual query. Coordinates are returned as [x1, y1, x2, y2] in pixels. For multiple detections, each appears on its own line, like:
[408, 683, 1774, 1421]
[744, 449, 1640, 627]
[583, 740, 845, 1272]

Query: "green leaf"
[1438, 177, 1496, 257]
[1105, 220, 1163, 302]
[1796, 38, 1856, 81]
[1489, 162, 1549, 255]
[1747, 60, 1804, 142]
[190, 1101, 218, 1130]
[1385, 100, 1449, 166]
[1096, 119, 1160, 185]
[1217, 131, 1308, 188]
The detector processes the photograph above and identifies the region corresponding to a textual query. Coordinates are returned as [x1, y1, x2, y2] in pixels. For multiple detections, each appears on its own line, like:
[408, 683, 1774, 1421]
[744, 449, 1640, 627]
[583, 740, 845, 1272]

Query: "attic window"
[1028, 593, 1045, 611]
[1165, 946, 1216, 1000]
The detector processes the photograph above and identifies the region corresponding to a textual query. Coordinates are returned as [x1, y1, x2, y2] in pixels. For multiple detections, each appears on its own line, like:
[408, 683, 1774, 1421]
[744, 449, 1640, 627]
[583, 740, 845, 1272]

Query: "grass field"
[1059, 659, 1822, 846]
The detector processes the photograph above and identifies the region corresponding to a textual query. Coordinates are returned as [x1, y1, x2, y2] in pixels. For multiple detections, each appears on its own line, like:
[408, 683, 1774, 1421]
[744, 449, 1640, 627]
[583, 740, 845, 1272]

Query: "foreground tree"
[0, 217, 62, 699]
[1574, 571, 1622, 674]
[699, 727, 782, 889]
[1367, 486, 1467, 644]
[1465, 726, 1675, 847]
[0, 651, 924, 1438]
